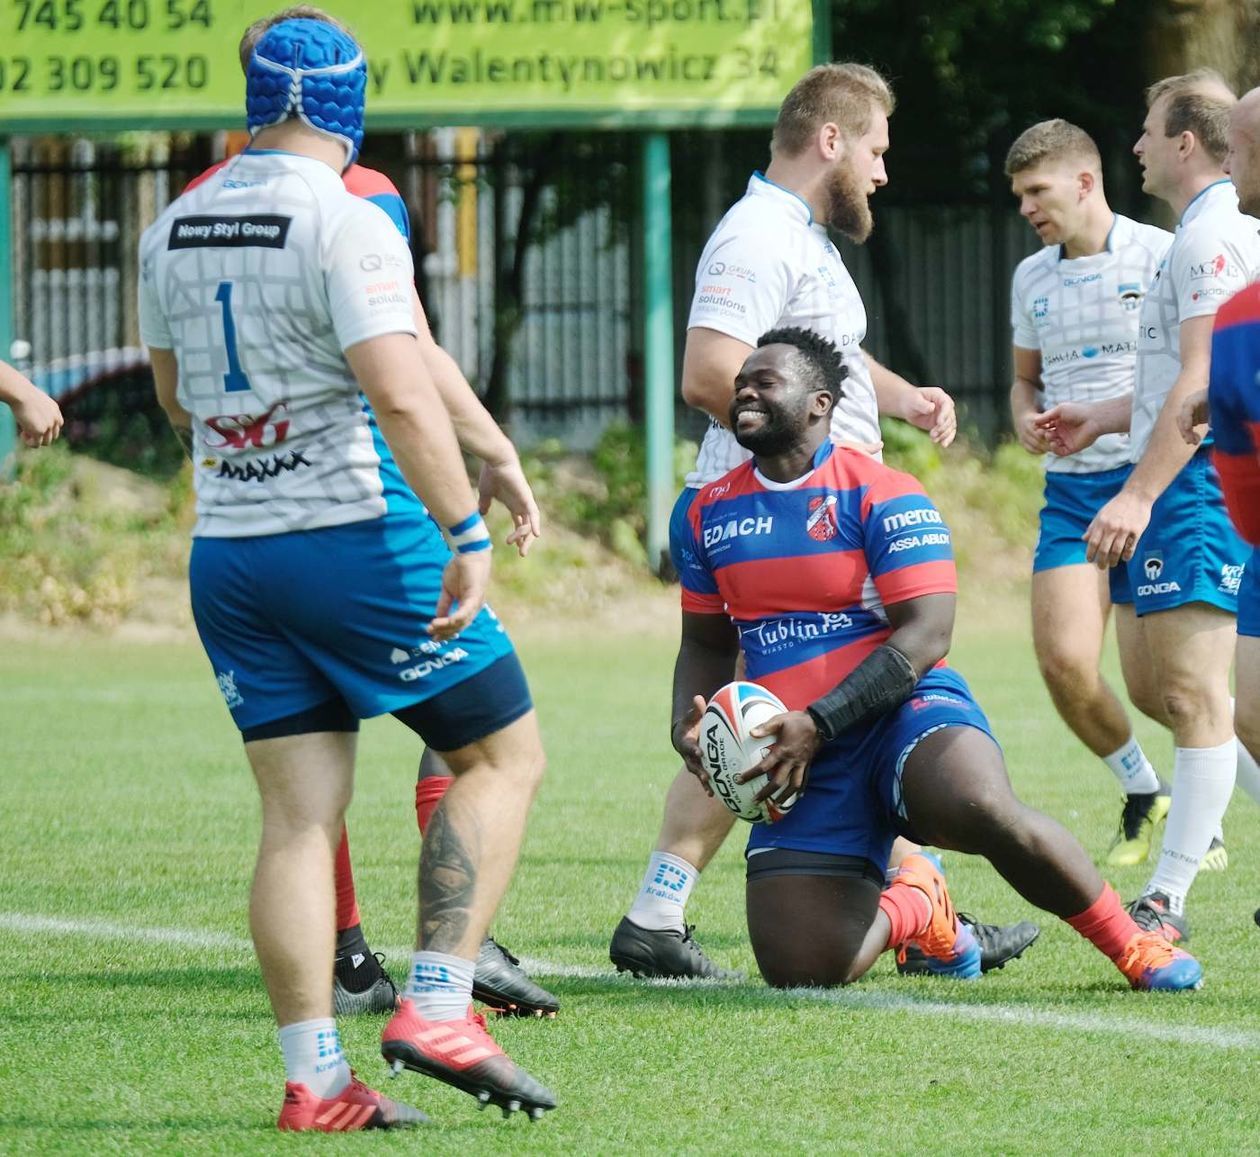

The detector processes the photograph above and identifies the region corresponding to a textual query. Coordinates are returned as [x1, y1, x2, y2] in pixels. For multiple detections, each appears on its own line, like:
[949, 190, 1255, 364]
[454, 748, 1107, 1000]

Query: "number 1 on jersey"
[215, 281, 252, 394]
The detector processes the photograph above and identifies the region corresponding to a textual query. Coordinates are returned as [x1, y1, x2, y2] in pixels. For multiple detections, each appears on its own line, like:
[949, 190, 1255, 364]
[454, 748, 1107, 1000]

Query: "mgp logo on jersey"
[1188, 254, 1237, 280]
[168, 215, 292, 249]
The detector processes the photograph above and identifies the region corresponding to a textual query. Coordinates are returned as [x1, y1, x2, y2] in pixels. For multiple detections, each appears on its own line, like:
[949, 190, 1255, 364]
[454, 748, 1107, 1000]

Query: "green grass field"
[3, 597, 1260, 1154]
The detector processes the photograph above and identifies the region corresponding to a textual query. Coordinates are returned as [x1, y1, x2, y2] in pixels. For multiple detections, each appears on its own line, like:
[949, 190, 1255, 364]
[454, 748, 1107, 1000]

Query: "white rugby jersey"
[138, 151, 419, 538]
[684, 172, 880, 489]
[1132, 180, 1260, 457]
[1011, 214, 1171, 473]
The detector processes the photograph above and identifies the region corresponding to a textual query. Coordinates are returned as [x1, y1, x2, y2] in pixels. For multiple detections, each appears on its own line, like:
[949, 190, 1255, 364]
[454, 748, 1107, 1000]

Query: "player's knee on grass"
[746, 860, 882, 987]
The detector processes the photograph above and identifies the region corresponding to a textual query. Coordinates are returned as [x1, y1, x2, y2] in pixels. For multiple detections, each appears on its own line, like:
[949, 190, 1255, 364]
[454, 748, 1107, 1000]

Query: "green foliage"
[831, 0, 1141, 204]
[520, 423, 697, 567]
[879, 416, 944, 484]
[880, 420, 1044, 579]
[0, 445, 189, 626]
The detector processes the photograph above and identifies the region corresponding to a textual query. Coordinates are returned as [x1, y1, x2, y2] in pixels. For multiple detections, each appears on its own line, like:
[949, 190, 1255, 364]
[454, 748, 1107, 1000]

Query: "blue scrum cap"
[245, 18, 367, 168]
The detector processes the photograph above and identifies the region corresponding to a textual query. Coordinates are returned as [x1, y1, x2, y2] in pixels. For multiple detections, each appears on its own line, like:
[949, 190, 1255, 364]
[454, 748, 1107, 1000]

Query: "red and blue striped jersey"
[1209, 283, 1260, 543]
[674, 441, 956, 709]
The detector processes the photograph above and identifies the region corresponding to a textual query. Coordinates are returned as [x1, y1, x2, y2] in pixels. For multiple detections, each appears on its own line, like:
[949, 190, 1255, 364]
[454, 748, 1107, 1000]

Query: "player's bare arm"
[0, 361, 62, 448]
[680, 327, 755, 427]
[1010, 346, 1049, 454]
[347, 332, 491, 639]
[1035, 393, 1133, 457]
[149, 347, 194, 459]
[411, 289, 541, 556]
[866, 350, 957, 447]
[1083, 314, 1214, 569]
[743, 592, 957, 806]
[1177, 387, 1211, 446]
[672, 609, 741, 790]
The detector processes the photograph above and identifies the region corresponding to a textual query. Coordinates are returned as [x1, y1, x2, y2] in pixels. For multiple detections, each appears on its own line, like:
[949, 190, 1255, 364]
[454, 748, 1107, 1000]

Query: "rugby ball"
[699, 681, 798, 824]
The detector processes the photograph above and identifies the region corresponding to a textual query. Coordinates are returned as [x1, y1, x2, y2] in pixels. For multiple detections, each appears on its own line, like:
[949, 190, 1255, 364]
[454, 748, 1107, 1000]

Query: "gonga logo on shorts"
[806, 495, 838, 541]
[1144, 553, 1163, 581]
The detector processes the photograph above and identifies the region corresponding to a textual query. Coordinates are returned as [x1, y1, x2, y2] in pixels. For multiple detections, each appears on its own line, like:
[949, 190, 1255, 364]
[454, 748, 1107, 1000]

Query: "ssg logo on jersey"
[806, 495, 838, 541]
[204, 402, 291, 450]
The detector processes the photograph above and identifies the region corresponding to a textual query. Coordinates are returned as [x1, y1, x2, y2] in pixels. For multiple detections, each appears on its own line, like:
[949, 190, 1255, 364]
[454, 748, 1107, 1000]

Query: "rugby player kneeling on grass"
[669, 326, 1203, 992]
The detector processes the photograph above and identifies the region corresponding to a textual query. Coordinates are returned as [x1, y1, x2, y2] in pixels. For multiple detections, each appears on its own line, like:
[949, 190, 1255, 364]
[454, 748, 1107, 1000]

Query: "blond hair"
[1146, 69, 1236, 165]
[772, 63, 894, 157]
[237, 5, 353, 73]
[1004, 119, 1101, 178]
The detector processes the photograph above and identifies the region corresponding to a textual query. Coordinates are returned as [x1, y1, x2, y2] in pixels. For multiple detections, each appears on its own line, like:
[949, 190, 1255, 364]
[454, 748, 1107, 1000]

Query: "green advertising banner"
[0, 0, 822, 130]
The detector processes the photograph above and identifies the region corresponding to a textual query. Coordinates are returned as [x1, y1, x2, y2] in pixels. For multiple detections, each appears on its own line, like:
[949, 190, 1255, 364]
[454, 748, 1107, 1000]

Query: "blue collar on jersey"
[1057, 213, 1119, 262]
[1180, 178, 1234, 225]
[751, 170, 815, 226]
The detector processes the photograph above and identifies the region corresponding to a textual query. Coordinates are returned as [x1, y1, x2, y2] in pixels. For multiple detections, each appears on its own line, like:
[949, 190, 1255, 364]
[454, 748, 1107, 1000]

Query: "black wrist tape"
[805, 644, 919, 743]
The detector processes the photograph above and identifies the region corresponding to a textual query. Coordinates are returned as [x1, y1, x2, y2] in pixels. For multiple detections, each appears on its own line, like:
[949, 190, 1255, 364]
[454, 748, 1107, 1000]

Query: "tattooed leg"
[414, 711, 545, 959]
[418, 795, 478, 954]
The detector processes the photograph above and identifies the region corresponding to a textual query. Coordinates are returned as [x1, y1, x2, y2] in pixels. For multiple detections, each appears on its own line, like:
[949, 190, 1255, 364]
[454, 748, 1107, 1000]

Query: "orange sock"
[334, 825, 360, 933]
[1065, 883, 1140, 960]
[878, 884, 929, 949]
[415, 775, 454, 837]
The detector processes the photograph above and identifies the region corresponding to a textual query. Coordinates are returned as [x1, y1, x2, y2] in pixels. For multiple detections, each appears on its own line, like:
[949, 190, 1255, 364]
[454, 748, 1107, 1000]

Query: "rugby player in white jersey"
[1038, 71, 1260, 943]
[610, 62, 1039, 981]
[1177, 88, 1260, 927]
[139, 18, 554, 1130]
[1005, 119, 1182, 867]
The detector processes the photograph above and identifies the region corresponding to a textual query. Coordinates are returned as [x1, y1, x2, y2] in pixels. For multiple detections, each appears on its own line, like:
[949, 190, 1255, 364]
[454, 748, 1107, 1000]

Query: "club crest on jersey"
[806, 494, 838, 541]
[1118, 283, 1144, 311]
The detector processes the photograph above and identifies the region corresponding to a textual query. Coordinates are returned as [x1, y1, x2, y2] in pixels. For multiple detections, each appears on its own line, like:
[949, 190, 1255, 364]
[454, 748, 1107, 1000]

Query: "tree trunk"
[1146, 0, 1260, 91]
[484, 135, 560, 422]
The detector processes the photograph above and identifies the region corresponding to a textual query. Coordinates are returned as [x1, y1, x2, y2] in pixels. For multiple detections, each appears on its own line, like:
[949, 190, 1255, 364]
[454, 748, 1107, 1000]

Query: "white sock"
[278, 1018, 350, 1098]
[405, 950, 474, 1022]
[1146, 739, 1236, 907]
[1227, 696, 1260, 805]
[1101, 735, 1162, 795]
[1234, 740, 1260, 806]
[626, 852, 698, 933]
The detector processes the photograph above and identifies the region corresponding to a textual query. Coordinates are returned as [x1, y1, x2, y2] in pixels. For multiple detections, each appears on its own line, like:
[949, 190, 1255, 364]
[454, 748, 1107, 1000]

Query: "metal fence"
[8, 133, 1041, 456]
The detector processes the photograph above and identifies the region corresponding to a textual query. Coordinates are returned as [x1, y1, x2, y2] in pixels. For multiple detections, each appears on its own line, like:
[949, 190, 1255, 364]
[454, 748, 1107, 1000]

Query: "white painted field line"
[0, 913, 252, 952]
[7, 913, 1257, 1052]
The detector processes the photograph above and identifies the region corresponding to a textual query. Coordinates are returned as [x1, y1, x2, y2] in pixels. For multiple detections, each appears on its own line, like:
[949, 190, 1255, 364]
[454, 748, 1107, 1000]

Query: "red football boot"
[381, 999, 557, 1119]
[277, 1073, 428, 1131]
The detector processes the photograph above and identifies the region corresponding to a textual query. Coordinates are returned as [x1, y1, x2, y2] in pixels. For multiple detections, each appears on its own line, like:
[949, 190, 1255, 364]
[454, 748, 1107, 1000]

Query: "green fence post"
[642, 131, 674, 575]
[0, 138, 14, 480]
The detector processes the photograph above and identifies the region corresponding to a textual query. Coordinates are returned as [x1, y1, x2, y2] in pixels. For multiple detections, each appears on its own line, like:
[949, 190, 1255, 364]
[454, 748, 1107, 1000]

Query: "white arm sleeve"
[1173, 229, 1255, 324]
[687, 237, 792, 345]
[137, 230, 172, 349]
[325, 202, 420, 351]
[1010, 265, 1038, 349]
